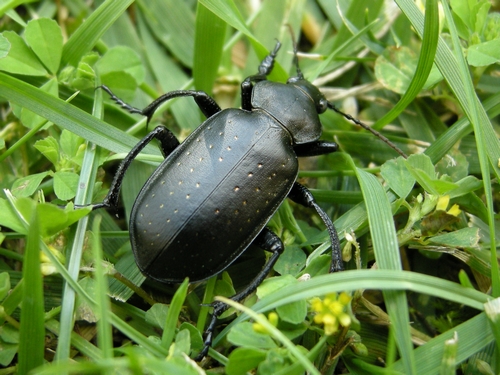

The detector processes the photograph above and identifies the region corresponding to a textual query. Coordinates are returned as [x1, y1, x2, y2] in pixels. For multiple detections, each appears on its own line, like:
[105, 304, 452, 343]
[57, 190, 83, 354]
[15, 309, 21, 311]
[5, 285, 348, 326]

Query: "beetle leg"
[288, 182, 343, 273]
[100, 85, 221, 123]
[196, 228, 284, 360]
[241, 41, 281, 110]
[141, 90, 221, 122]
[91, 126, 179, 211]
[293, 140, 338, 157]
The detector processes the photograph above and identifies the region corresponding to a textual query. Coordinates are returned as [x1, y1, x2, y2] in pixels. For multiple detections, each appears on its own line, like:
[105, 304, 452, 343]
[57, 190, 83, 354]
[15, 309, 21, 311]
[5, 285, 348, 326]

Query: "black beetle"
[91, 40, 391, 359]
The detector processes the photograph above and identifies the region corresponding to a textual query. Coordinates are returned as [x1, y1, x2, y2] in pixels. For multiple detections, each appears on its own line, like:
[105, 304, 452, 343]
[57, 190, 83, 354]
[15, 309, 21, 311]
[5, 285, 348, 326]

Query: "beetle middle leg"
[92, 126, 179, 211]
[293, 140, 339, 157]
[197, 227, 284, 360]
[288, 182, 343, 273]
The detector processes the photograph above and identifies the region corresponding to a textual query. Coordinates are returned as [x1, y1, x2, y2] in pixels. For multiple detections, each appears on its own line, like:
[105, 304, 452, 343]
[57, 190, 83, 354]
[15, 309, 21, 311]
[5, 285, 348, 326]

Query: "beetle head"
[287, 77, 328, 115]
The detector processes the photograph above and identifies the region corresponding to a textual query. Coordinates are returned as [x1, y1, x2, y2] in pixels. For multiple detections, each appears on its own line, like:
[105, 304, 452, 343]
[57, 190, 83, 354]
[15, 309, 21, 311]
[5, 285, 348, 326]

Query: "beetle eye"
[317, 99, 328, 114]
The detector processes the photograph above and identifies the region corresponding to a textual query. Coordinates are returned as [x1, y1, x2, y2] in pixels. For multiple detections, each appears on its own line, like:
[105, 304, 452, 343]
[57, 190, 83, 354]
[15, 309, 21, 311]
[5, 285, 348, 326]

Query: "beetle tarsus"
[241, 40, 282, 110]
[196, 228, 284, 361]
[288, 182, 343, 272]
[98, 85, 143, 115]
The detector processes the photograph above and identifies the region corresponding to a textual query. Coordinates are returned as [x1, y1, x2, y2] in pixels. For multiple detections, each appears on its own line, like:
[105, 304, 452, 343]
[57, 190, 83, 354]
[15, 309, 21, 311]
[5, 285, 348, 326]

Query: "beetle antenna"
[286, 24, 304, 79]
[327, 102, 408, 158]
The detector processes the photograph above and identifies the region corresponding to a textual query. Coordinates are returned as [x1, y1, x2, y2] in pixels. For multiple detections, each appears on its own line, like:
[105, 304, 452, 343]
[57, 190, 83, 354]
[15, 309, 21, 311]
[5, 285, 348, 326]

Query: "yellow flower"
[447, 204, 461, 217]
[310, 292, 352, 335]
[436, 195, 450, 211]
[252, 312, 279, 334]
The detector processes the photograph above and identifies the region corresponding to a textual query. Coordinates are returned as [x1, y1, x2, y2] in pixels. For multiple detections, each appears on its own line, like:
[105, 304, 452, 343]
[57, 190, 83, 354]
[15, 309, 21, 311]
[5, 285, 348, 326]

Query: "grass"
[0, 0, 499, 374]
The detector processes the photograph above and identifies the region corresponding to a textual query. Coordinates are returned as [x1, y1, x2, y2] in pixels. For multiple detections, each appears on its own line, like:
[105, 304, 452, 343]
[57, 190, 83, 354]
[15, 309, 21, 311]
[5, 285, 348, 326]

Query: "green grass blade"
[162, 278, 189, 350]
[351, 163, 415, 373]
[62, 0, 134, 66]
[38, 236, 169, 359]
[0, 73, 157, 155]
[198, 0, 274, 64]
[92, 216, 113, 360]
[18, 209, 45, 374]
[424, 93, 500, 163]
[45, 319, 102, 360]
[392, 313, 494, 374]
[55, 83, 102, 363]
[213, 269, 490, 346]
[136, 0, 195, 68]
[194, 3, 226, 93]
[439, 0, 500, 300]
[396, 0, 500, 178]
[484, 298, 500, 372]
[372, 0, 439, 130]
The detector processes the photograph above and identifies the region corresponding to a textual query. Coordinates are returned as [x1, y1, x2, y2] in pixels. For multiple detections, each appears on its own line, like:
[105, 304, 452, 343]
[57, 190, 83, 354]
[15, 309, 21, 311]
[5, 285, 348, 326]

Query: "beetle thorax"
[251, 80, 322, 144]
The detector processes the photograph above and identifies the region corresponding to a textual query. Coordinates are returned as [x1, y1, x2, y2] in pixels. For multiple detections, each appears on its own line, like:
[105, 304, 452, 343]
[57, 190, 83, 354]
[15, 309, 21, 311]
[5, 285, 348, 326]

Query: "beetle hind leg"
[196, 228, 284, 360]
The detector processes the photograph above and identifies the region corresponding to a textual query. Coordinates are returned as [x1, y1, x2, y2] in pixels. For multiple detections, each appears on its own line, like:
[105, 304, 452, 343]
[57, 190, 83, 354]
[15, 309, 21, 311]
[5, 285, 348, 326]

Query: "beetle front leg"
[241, 41, 281, 110]
[288, 182, 343, 273]
[196, 228, 284, 360]
[91, 126, 179, 211]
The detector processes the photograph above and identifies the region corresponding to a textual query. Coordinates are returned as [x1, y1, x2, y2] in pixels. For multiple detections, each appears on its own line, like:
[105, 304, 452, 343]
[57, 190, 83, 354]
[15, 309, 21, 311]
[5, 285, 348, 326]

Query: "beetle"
[91, 40, 404, 359]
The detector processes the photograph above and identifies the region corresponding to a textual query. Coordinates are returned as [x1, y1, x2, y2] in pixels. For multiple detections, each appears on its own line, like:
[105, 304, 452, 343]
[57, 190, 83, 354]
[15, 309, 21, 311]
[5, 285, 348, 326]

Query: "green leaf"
[0, 272, 10, 301]
[227, 347, 267, 375]
[100, 71, 138, 103]
[0, 31, 46, 75]
[162, 278, 189, 349]
[34, 136, 59, 165]
[36, 202, 92, 237]
[11, 172, 49, 198]
[0, 72, 157, 156]
[0, 33, 9, 58]
[137, 0, 195, 68]
[392, 312, 494, 373]
[60, 129, 84, 162]
[61, 0, 134, 67]
[24, 18, 63, 74]
[18, 77, 59, 129]
[145, 304, 169, 330]
[276, 300, 307, 325]
[274, 245, 307, 276]
[374, 46, 441, 95]
[179, 322, 203, 352]
[257, 275, 297, 299]
[353, 165, 416, 374]
[0, 341, 18, 367]
[199, 0, 275, 69]
[380, 158, 416, 199]
[95, 46, 145, 85]
[53, 171, 80, 200]
[193, 2, 226, 93]
[173, 328, 191, 356]
[0, 198, 26, 233]
[227, 322, 277, 349]
[373, 0, 440, 130]
[467, 39, 500, 67]
[428, 227, 480, 248]
[0, 323, 19, 344]
[18, 209, 45, 374]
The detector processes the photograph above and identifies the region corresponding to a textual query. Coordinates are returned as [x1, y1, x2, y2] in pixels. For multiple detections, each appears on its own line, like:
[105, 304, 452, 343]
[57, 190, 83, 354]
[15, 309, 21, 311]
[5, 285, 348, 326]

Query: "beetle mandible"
[93, 41, 346, 359]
